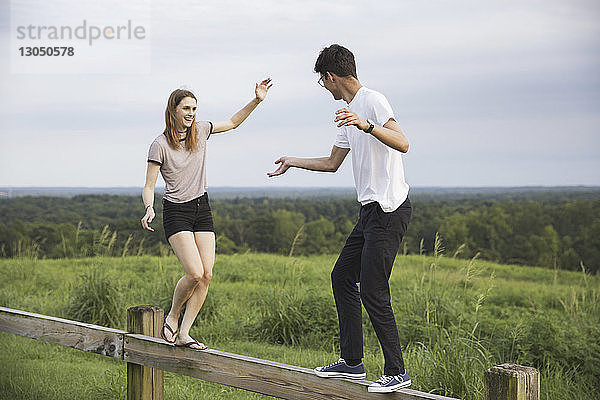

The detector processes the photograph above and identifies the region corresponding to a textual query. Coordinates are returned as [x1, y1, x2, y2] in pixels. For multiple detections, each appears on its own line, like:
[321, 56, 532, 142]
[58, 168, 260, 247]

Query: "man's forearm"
[289, 156, 338, 172]
[369, 124, 409, 153]
[268, 146, 348, 178]
[335, 109, 409, 153]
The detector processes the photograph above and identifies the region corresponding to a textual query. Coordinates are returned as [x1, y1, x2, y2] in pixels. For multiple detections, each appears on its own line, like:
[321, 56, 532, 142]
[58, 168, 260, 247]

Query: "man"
[268, 44, 412, 393]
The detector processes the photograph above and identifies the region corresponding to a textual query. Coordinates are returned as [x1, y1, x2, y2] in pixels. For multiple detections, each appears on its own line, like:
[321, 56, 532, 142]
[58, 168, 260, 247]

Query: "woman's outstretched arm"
[212, 78, 273, 134]
[141, 161, 161, 231]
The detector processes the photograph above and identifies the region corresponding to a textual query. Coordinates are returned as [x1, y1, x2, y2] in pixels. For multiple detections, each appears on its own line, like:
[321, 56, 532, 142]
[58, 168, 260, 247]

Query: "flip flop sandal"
[176, 339, 207, 351]
[161, 319, 177, 344]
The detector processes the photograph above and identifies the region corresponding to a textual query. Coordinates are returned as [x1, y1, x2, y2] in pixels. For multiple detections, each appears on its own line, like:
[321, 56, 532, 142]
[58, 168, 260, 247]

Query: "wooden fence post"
[485, 364, 539, 400]
[127, 305, 164, 400]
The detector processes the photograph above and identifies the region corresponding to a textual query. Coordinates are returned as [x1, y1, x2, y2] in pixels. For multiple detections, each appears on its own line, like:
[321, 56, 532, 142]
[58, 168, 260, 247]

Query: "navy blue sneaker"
[314, 358, 366, 379]
[368, 371, 411, 392]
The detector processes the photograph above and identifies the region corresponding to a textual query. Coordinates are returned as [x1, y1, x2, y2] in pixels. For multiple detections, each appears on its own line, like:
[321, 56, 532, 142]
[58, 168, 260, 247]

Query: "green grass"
[0, 252, 598, 399]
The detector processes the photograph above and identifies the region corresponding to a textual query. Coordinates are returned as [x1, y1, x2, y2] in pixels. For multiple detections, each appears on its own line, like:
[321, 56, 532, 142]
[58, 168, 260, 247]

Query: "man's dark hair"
[314, 44, 357, 79]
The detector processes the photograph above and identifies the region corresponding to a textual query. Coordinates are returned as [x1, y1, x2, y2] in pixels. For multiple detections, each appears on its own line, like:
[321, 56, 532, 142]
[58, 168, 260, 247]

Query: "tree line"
[0, 193, 598, 273]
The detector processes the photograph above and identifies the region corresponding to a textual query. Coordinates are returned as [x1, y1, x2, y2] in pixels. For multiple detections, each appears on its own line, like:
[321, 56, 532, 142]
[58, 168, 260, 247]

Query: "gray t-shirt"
[147, 121, 212, 203]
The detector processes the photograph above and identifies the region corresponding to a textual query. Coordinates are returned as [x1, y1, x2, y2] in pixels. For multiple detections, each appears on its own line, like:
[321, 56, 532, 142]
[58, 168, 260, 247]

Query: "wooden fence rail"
[0, 305, 538, 400]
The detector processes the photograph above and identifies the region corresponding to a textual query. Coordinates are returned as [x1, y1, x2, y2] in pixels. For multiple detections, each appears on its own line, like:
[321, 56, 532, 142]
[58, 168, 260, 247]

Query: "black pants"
[332, 197, 411, 376]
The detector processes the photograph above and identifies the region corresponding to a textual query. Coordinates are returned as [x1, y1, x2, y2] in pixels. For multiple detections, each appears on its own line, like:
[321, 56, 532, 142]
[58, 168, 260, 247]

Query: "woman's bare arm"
[212, 78, 273, 134]
[141, 162, 161, 231]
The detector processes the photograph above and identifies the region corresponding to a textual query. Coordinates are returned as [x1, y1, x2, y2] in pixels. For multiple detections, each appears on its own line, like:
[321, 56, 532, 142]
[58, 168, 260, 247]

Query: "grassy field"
[0, 252, 598, 399]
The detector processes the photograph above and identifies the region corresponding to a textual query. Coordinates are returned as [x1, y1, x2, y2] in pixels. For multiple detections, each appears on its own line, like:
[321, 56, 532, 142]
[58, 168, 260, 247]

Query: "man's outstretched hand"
[267, 156, 292, 177]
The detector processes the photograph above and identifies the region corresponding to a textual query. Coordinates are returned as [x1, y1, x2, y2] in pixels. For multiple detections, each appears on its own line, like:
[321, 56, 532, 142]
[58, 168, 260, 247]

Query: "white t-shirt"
[334, 86, 409, 212]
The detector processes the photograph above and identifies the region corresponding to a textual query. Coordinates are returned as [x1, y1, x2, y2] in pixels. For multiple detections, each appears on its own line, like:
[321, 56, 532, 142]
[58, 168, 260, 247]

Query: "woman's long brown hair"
[163, 89, 199, 151]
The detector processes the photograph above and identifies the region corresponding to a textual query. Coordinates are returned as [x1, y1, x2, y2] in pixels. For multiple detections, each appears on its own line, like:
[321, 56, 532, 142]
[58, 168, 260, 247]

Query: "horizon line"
[1, 185, 599, 189]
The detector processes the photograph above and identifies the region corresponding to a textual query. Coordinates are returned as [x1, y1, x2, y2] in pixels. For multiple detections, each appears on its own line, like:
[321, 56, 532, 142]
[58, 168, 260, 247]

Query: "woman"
[141, 78, 272, 350]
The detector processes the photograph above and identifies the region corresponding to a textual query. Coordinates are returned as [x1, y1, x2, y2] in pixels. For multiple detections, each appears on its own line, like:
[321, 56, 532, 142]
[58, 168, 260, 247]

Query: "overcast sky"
[1, 0, 599, 188]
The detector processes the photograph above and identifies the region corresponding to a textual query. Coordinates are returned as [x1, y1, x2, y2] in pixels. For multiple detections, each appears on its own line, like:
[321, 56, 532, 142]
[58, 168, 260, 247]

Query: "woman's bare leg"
[164, 231, 205, 342]
[177, 232, 215, 345]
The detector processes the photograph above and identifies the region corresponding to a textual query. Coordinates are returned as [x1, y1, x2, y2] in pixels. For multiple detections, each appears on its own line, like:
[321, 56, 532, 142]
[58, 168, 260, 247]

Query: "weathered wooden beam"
[485, 364, 539, 400]
[0, 306, 124, 358]
[124, 333, 458, 400]
[0, 306, 461, 400]
[127, 305, 164, 400]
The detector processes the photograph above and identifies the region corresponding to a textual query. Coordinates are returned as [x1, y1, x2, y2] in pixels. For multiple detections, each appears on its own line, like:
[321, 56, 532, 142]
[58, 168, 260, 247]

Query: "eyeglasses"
[318, 74, 326, 87]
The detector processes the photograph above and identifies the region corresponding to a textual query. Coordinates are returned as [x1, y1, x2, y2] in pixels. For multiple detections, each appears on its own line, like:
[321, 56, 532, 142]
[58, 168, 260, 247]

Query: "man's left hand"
[335, 108, 369, 131]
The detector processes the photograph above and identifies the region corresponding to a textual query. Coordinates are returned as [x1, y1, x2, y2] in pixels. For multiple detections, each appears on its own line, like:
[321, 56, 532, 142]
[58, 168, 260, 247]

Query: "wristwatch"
[364, 119, 374, 134]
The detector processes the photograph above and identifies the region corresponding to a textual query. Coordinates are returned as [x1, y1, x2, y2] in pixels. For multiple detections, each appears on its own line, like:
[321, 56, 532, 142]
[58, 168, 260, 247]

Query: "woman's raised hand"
[255, 78, 273, 102]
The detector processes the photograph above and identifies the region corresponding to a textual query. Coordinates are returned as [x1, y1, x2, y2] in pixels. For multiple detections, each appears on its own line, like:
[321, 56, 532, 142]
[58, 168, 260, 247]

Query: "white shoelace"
[375, 375, 395, 385]
[323, 358, 345, 369]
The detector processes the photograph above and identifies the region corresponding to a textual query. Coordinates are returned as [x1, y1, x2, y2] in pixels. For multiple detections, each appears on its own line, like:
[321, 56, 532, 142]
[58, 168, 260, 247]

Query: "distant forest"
[0, 188, 599, 274]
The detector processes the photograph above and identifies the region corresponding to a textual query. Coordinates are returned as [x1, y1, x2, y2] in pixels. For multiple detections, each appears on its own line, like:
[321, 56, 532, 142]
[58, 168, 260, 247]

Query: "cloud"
[1, 0, 599, 187]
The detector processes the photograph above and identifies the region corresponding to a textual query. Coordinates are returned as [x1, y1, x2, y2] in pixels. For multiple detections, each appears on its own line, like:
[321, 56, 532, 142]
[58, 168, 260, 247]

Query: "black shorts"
[162, 193, 214, 241]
